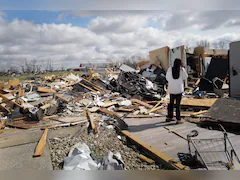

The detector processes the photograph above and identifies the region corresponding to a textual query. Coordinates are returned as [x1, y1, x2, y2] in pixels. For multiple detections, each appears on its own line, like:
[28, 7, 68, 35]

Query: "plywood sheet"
[181, 98, 217, 107]
[149, 46, 169, 72]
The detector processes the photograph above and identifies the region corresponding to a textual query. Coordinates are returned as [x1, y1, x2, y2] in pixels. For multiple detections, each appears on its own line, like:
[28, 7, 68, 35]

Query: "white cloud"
[88, 15, 148, 33]
[1, 11, 240, 71]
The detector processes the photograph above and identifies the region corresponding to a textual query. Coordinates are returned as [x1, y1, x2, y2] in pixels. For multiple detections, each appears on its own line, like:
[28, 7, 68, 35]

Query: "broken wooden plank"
[138, 154, 155, 165]
[195, 78, 201, 86]
[13, 117, 26, 121]
[121, 130, 188, 170]
[79, 82, 97, 93]
[81, 78, 104, 92]
[191, 110, 208, 116]
[8, 79, 20, 87]
[163, 127, 188, 141]
[74, 96, 81, 103]
[126, 115, 157, 118]
[147, 105, 164, 114]
[0, 94, 23, 108]
[147, 100, 162, 114]
[0, 104, 11, 114]
[86, 110, 97, 133]
[103, 102, 118, 108]
[37, 87, 56, 93]
[131, 99, 153, 109]
[55, 94, 72, 103]
[33, 128, 48, 157]
[98, 108, 128, 130]
[181, 98, 217, 107]
[115, 108, 133, 112]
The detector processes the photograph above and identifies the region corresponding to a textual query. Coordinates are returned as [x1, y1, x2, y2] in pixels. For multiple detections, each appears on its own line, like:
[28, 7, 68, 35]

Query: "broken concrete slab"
[0, 142, 53, 170]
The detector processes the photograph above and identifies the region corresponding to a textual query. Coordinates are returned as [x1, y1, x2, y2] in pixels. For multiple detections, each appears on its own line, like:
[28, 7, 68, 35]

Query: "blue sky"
[2, 10, 92, 27]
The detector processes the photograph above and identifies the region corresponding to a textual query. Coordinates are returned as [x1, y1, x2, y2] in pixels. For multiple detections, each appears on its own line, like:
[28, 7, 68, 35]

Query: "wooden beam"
[86, 110, 97, 133]
[81, 78, 104, 92]
[121, 130, 188, 170]
[138, 154, 155, 164]
[191, 110, 208, 116]
[37, 87, 56, 93]
[55, 94, 71, 103]
[0, 94, 23, 108]
[131, 99, 153, 109]
[98, 107, 121, 118]
[33, 128, 48, 157]
[126, 115, 157, 118]
[147, 100, 162, 113]
[147, 105, 164, 114]
[0, 104, 11, 114]
[163, 127, 188, 141]
[195, 78, 201, 86]
[181, 98, 216, 108]
[74, 96, 81, 103]
[79, 83, 97, 93]
[115, 108, 133, 112]
[103, 102, 118, 108]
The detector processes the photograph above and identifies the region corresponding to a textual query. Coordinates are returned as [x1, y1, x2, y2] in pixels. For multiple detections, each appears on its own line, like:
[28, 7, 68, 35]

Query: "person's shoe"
[166, 117, 173, 122]
[176, 119, 184, 124]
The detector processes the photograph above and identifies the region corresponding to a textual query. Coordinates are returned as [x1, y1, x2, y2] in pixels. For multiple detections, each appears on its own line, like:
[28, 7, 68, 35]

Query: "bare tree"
[24, 60, 32, 73]
[218, 40, 226, 49]
[197, 40, 210, 48]
[45, 59, 54, 72]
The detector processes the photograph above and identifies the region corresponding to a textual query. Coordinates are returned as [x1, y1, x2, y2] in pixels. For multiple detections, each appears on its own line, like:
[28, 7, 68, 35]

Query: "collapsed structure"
[0, 42, 240, 170]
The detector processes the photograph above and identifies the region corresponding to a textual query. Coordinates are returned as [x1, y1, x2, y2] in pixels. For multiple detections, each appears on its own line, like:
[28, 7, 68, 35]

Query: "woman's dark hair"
[172, 58, 182, 79]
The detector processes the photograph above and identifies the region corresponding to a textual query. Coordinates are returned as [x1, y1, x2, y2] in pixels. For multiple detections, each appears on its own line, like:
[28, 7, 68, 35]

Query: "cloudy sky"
[1, 5, 240, 70]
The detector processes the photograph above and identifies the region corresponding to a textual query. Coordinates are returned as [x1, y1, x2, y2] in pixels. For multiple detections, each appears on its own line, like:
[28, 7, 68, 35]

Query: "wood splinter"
[33, 128, 48, 157]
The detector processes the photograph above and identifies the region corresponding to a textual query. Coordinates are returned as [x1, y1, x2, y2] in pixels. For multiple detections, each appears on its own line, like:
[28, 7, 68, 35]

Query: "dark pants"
[167, 93, 182, 120]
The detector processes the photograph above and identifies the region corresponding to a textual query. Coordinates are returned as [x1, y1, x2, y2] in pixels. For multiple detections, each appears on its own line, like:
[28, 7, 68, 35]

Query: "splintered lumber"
[81, 78, 104, 92]
[33, 128, 48, 157]
[147, 100, 162, 113]
[147, 105, 164, 114]
[121, 130, 188, 170]
[98, 108, 128, 130]
[180, 98, 217, 107]
[191, 110, 208, 116]
[98, 107, 121, 118]
[13, 117, 26, 121]
[195, 78, 201, 86]
[163, 127, 188, 141]
[79, 82, 97, 93]
[74, 96, 81, 103]
[131, 99, 153, 109]
[103, 102, 118, 108]
[8, 79, 20, 87]
[87, 110, 97, 133]
[0, 94, 22, 108]
[0, 104, 11, 114]
[138, 154, 155, 164]
[115, 108, 133, 112]
[56, 94, 72, 103]
[37, 87, 56, 93]
[126, 115, 157, 118]
[40, 103, 51, 110]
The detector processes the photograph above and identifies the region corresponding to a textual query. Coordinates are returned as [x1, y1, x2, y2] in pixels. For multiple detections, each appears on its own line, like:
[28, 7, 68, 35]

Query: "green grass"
[0, 71, 83, 82]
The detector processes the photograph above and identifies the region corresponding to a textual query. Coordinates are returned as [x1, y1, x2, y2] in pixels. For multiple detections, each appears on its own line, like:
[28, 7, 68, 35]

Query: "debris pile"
[0, 60, 234, 170]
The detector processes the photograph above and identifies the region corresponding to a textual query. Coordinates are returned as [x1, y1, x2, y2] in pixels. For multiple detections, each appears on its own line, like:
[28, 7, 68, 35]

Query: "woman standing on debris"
[166, 58, 188, 124]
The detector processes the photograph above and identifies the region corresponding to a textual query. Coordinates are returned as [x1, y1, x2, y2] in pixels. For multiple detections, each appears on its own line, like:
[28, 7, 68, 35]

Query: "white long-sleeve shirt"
[166, 67, 188, 94]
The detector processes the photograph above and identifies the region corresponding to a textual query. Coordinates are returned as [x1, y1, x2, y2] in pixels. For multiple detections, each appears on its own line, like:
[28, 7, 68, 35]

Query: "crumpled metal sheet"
[63, 143, 99, 170]
[63, 143, 125, 170]
[99, 151, 124, 170]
